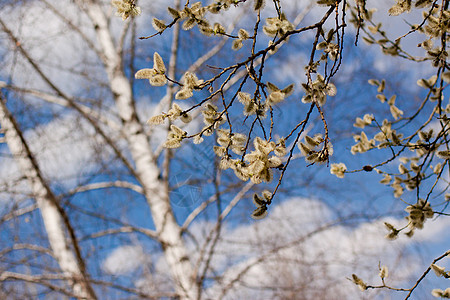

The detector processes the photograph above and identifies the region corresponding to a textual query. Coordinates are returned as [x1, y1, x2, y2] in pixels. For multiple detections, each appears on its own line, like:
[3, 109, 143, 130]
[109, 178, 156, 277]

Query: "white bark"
[0, 96, 96, 299]
[79, 1, 198, 299]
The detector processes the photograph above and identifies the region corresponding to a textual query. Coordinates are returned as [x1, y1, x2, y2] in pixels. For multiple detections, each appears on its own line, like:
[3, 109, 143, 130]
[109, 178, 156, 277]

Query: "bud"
[254, 0, 266, 10]
[152, 18, 167, 32]
[379, 265, 388, 279]
[147, 114, 165, 125]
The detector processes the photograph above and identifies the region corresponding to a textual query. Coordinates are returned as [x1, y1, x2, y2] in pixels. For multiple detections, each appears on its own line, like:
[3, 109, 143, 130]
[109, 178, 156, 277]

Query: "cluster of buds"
[384, 222, 402, 240]
[298, 134, 333, 164]
[111, 0, 141, 20]
[265, 82, 295, 108]
[301, 74, 337, 106]
[405, 198, 434, 230]
[176, 72, 204, 100]
[243, 137, 284, 184]
[421, 5, 450, 39]
[330, 163, 347, 178]
[237, 82, 294, 117]
[431, 264, 450, 278]
[250, 190, 272, 220]
[370, 79, 404, 122]
[383, 200, 434, 240]
[431, 288, 450, 298]
[218, 137, 286, 184]
[156, 1, 256, 37]
[263, 13, 295, 37]
[214, 129, 247, 156]
[353, 114, 374, 129]
[431, 263, 450, 297]
[316, 30, 340, 61]
[135, 52, 167, 86]
[147, 103, 192, 125]
[167, 2, 210, 34]
[351, 131, 375, 154]
[201, 103, 226, 135]
[237, 92, 260, 116]
[317, 41, 340, 61]
[232, 29, 250, 51]
[163, 125, 187, 149]
[356, 119, 403, 152]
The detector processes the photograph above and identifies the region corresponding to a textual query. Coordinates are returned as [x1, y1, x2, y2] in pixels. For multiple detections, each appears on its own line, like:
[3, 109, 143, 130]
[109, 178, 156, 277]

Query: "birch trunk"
[79, 1, 198, 299]
[0, 95, 97, 300]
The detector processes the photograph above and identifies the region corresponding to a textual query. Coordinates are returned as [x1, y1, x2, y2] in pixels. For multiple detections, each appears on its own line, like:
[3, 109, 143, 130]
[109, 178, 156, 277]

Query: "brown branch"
[404, 249, 450, 300]
[0, 272, 78, 298]
[68, 180, 144, 195]
[83, 226, 157, 240]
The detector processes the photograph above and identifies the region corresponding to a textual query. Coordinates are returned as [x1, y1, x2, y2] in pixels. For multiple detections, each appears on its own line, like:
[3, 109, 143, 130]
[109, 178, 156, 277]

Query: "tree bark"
[78, 1, 198, 299]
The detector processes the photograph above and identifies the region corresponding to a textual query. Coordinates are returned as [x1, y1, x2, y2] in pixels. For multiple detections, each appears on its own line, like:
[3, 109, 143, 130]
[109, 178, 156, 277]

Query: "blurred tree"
[0, 0, 448, 299]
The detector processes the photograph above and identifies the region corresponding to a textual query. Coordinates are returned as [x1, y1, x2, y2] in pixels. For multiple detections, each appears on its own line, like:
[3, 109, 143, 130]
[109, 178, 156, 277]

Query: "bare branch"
[0, 17, 140, 180]
[0, 243, 53, 258]
[69, 180, 144, 195]
[218, 219, 346, 298]
[41, 0, 107, 62]
[83, 226, 157, 240]
[404, 249, 450, 300]
[2, 84, 121, 131]
[0, 203, 38, 223]
[0, 272, 78, 298]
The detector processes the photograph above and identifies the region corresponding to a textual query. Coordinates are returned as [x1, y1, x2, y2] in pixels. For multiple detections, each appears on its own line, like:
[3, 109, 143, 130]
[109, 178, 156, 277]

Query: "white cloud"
[104, 196, 442, 298]
[28, 116, 100, 180]
[0, 153, 29, 204]
[102, 245, 148, 275]
[0, 1, 101, 94]
[0, 112, 119, 205]
[183, 197, 450, 299]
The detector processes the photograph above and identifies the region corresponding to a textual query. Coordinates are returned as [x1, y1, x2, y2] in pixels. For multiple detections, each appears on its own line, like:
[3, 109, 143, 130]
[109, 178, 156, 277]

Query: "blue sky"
[0, 0, 448, 298]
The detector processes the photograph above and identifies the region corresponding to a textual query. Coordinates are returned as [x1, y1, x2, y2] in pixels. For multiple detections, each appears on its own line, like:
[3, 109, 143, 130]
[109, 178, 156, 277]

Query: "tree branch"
[0, 92, 97, 299]
[68, 180, 144, 195]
